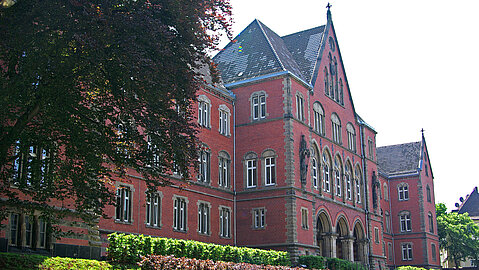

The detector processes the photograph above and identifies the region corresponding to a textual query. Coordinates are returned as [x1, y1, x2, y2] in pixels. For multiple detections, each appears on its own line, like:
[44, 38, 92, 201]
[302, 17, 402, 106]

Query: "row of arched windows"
[310, 145, 363, 204]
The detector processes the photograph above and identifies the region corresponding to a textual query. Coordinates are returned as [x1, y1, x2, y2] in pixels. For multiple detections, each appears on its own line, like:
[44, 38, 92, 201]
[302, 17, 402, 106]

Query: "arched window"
[218, 104, 231, 136]
[328, 53, 334, 99]
[345, 162, 352, 200]
[244, 152, 258, 188]
[355, 166, 362, 203]
[333, 57, 339, 102]
[312, 157, 318, 189]
[198, 144, 211, 184]
[261, 149, 277, 186]
[313, 102, 325, 135]
[398, 183, 409, 201]
[331, 113, 341, 144]
[334, 156, 342, 197]
[339, 79, 344, 105]
[198, 95, 211, 128]
[218, 151, 231, 188]
[346, 123, 356, 152]
[383, 183, 389, 201]
[324, 68, 329, 96]
[322, 151, 331, 192]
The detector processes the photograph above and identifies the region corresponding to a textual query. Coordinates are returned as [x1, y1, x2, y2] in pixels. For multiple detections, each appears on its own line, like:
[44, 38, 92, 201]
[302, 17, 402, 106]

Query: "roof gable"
[457, 187, 479, 217]
[377, 141, 422, 177]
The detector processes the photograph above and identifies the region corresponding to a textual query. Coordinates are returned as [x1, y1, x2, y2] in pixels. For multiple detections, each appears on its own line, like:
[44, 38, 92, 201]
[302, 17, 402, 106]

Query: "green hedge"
[395, 267, 429, 270]
[0, 252, 112, 270]
[299, 255, 366, 270]
[107, 233, 290, 266]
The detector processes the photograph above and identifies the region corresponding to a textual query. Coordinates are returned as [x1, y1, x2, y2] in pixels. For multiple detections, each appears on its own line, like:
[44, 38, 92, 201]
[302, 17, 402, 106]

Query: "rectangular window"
[332, 122, 341, 144]
[115, 186, 132, 223]
[312, 158, 318, 188]
[296, 95, 304, 121]
[323, 165, 330, 192]
[401, 243, 413, 261]
[219, 207, 231, 238]
[198, 202, 210, 235]
[9, 213, 19, 246]
[253, 208, 265, 229]
[264, 157, 276, 186]
[219, 110, 229, 136]
[198, 150, 210, 183]
[346, 175, 352, 200]
[246, 159, 257, 188]
[374, 227, 379, 244]
[218, 157, 229, 188]
[173, 197, 187, 232]
[429, 214, 434, 233]
[385, 214, 390, 233]
[39, 219, 47, 248]
[198, 101, 210, 127]
[12, 142, 51, 187]
[25, 215, 33, 247]
[260, 95, 266, 118]
[347, 131, 356, 152]
[398, 185, 409, 201]
[335, 170, 341, 196]
[146, 193, 161, 227]
[400, 214, 411, 232]
[368, 139, 374, 160]
[301, 208, 308, 229]
[388, 243, 393, 261]
[356, 179, 361, 203]
[431, 243, 437, 261]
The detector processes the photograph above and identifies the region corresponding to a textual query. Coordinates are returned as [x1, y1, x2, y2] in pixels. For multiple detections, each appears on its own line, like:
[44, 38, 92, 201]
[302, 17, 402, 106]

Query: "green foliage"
[395, 267, 428, 270]
[0, 0, 232, 224]
[108, 233, 291, 266]
[298, 255, 365, 270]
[436, 203, 479, 267]
[0, 252, 112, 270]
[139, 254, 307, 270]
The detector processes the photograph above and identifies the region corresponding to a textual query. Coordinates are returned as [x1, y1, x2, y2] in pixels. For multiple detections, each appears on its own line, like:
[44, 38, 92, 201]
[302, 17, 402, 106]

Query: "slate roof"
[377, 141, 422, 177]
[213, 19, 326, 85]
[457, 187, 479, 217]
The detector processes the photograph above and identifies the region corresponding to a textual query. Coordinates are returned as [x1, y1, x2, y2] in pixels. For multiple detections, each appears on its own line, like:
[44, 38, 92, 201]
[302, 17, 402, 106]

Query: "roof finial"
[421, 128, 424, 135]
[326, 2, 332, 10]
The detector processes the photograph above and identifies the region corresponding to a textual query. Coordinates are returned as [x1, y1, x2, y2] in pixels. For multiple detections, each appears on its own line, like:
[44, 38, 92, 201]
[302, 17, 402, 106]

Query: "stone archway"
[353, 221, 367, 263]
[335, 217, 349, 260]
[316, 211, 332, 257]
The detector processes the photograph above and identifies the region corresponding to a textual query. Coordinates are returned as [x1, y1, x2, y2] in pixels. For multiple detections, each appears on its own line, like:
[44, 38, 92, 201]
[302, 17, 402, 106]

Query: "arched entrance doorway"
[316, 211, 332, 257]
[335, 217, 349, 260]
[353, 221, 366, 263]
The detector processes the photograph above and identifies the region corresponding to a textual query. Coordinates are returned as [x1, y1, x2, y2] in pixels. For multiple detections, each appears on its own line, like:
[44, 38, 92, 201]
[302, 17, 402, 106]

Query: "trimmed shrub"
[139, 254, 308, 270]
[298, 255, 326, 269]
[108, 233, 290, 266]
[396, 267, 429, 270]
[299, 255, 366, 270]
[0, 252, 112, 270]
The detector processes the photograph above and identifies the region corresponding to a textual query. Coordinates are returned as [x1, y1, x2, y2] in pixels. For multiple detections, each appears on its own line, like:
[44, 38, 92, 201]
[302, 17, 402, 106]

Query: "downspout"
[359, 124, 371, 269]
[233, 100, 237, 246]
[388, 177, 396, 267]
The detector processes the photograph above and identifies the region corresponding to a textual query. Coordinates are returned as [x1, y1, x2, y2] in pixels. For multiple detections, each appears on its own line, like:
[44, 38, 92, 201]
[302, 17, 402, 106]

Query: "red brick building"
[0, 9, 439, 269]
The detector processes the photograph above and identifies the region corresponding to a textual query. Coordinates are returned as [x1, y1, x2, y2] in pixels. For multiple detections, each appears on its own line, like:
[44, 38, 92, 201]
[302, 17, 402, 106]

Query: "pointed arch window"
[426, 185, 431, 202]
[345, 163, 352, 200]
[324, 68, 329, 96]
[355, 166, 362, 204]
[322, 151, 331, 192]
[312, 157, 318, 189]
[334, 156, 342, 197]
[339, 79, 344, 105]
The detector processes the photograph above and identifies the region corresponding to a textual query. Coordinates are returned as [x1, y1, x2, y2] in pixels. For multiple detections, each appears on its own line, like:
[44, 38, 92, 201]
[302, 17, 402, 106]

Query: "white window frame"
[197, 201, 210, 235]
[296, 93, 304, 122]
[173, 196, 188, 232]
[334, 157, 342, 197]
[251, 92, 267, 120]
[313, 102, 325, 135]
[218, 105, 231, 136]
[264, 157, 276, 186]
[312, 157, 318, 188]
[219, 206, 231, 238]
[355, 167, 361, 203]
[401, 243, 413, 261]
[115, 185, 133, 223]
[198, 149, 210, 184]
[253, 208, 265, 229]
[218, 151, 230, 188]
[322, 152, 331, 192]
[345, 164, 352, 200]
[331, 113, 341, 144]
[198, 95, 211, 128]
[400, 212, 412, 232]
[346, 123, 356, 152]
[146, 192, 162, 227]
[246, 159, 257, 188]
[398, 183, 409, 201]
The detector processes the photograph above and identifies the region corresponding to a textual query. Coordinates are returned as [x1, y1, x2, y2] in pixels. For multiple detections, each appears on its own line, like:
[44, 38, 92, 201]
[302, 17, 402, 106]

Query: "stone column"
[343, 238, 354, 262]
[329, 234, 337, 258]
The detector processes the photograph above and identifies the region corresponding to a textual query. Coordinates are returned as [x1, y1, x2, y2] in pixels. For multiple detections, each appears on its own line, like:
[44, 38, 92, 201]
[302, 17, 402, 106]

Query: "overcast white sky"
[218, 0, 479, 211]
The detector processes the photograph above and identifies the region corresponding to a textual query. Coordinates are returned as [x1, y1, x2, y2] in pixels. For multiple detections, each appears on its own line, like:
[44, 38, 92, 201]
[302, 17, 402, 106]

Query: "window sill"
[145, 224, 162, 230]
[173, 229, 188, 233]
[114, 220, 133, 225]
[198, 232, 211, 237]
[220, 235, 232, 239]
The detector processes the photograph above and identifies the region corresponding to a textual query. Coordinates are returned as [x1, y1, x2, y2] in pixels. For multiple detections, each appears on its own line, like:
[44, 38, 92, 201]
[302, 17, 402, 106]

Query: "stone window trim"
[218, 104, 231, 137]
[398, 182, 409, 201]
[145, 190, 163, 229]
[249, 91, 268, 121]
[243, 152, 258, 189]
[331, 113, 342, 145]
[251, 207, 266, 230]
[374, 227, 380, 244]
[261, 149, 277, 187]
[198, 95, 212, 129]
[344, 162, 353, 201]
[333, 155, 343, 198]
[312, 102, 325, 136]
[115, 182, 135, 224]
[197, 144, 211, 185]
[197, 200, 211, 236]
[8, 211, 50, 249]
[383, 183, 389, 201]
[354, 165, 362, 204]
[346, 123, 356, 153]
[172, 195, 189, 233]
[301, 207, 309, 230]
[399, 210, 412, 232]
[295, 91, 305, 122]
[218, 151, 231, 189]
[218, 205, 232, 239]
[322, 149, 332, 193]
[401, 242, 413, 261]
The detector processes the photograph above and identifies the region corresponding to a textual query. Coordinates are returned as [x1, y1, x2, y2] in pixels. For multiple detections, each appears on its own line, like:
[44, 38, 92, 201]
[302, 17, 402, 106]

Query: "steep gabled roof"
[282, 25, 326, 84]
[213, 19, 305, 85]
[457, 187, 479, 217]
[377, 141, 422, 177]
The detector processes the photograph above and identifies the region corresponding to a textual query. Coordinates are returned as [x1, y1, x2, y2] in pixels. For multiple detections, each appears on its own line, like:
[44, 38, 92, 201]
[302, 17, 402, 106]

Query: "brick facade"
[0, 9, 439, 270]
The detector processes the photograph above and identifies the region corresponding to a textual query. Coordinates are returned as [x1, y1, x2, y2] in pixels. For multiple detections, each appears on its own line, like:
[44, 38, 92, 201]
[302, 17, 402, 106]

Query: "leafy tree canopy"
[436, 203, 479, 268]
[0, 0, 232, 224]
